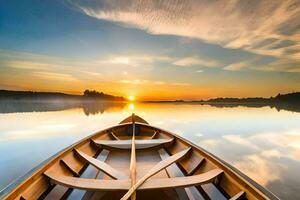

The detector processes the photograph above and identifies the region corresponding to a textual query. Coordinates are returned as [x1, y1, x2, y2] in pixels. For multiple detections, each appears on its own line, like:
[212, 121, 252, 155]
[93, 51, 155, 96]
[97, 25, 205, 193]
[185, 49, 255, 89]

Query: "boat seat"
[158, 148, 205, 200]
[66, 149, 110, 200]
[93, 138, 174, 149]
[43, 150, 109, 200]
[44, 168, 223, 191]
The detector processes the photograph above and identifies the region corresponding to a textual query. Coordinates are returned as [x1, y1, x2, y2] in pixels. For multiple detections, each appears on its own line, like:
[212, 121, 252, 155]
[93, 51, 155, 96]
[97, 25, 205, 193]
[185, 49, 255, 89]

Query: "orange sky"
[1, 1, 300, 100]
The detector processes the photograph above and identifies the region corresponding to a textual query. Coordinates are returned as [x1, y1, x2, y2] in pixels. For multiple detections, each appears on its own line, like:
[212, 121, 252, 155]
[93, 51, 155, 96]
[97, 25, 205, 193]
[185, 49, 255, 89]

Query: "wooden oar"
[129, 114, 136, 200]
[120, 147, 191, 200]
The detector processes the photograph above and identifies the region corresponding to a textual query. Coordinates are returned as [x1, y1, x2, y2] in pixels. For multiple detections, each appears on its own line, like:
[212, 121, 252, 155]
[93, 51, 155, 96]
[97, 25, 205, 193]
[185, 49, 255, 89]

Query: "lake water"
[0, 101, 299, 199]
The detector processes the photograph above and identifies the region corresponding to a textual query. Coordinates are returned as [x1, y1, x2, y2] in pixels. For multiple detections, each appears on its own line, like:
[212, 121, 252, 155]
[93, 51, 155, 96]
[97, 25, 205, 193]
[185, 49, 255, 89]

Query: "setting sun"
[128, 95, 135, 101]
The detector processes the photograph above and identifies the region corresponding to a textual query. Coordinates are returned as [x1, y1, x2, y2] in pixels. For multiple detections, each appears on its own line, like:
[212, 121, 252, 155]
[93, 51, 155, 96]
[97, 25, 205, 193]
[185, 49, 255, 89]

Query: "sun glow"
[129, 103, 135, 110]
[128, 95, 135, 101]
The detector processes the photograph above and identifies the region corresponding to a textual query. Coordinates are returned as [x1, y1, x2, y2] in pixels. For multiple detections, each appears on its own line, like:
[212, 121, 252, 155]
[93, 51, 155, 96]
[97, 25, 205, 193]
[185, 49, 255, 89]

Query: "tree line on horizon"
[0, 89, 125, 101]
[205, 92, 300, 103]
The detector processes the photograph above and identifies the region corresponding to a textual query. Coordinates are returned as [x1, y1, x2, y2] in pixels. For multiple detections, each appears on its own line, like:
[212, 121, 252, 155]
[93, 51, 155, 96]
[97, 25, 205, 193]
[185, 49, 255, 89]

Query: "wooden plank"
[93, 138, 174, 149]
[74, 149, 128, 180]
[20, 176, 50, 200]
[60, 151, 87, 177]
[119, 114, 149, 124]
[44, 168, 223, 191]
[44, 150, 110, 200]
[120, 148, 192, 200]
[158, 148, 205, 200]
[110, 132, 120, 140]
[43, 185, 69, 200]
[150, 131, 158, 139]
[230, 191, 246, 200]
[66, 149, 110, 200]
[136, 150, 169, 179]
[60, 159, 80, 177]
[199, 183, 227, 200]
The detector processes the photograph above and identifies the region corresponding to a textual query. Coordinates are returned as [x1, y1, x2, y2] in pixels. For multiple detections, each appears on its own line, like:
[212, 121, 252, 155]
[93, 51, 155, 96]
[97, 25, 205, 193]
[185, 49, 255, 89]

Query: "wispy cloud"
[173, 56, 219, 67]
[104, 54, 172, 67]
[223, 58, 259, 71]
[2, 60, 73, 70]
[223, 56, 300, 72]
[119, 79, 149, 85]
[255, 59, 300, 73]
[119, 79, 189, 86]
[33, 72, 78, 82]
[74, 0, 300, 69]
[171, 82, 190, 86]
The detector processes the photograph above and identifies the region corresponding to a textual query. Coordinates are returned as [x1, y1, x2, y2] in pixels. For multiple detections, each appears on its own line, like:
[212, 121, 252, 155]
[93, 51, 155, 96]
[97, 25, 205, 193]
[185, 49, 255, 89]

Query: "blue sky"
[0, 0, 299, 100]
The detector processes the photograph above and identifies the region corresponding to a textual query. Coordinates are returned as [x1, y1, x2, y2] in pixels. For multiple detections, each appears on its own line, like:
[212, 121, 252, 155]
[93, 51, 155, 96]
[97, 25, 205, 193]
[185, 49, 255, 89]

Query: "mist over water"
[0, 101, 299, 199]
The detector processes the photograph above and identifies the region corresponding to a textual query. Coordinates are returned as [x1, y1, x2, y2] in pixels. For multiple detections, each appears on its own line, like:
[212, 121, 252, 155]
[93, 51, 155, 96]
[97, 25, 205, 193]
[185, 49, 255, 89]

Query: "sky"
[0, 0, 299, 100]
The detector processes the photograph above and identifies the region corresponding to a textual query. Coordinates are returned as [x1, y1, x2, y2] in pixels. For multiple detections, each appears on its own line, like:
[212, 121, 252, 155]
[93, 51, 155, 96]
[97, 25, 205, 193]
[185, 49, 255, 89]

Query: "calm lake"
[0, 101, 299, 199]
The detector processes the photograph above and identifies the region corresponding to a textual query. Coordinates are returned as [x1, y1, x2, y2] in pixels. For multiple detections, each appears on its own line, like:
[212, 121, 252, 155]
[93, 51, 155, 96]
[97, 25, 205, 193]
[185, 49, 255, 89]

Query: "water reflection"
[0, 102, 299, 199]
[183, 102, 300, 113]
[0, 100, 127, 116]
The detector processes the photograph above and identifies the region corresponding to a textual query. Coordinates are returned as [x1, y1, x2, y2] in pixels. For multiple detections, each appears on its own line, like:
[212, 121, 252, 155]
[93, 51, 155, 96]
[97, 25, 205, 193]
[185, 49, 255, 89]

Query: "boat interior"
[2, 115, 276, 200]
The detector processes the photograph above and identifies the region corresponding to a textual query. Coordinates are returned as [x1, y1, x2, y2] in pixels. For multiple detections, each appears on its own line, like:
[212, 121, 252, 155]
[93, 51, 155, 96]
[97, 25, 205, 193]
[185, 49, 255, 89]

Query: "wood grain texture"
[93, 138, 174, 149]
[120, 148, 192, 200]
[110, 132, 120, 140]
[230, 191, 246, 200]
[44, 168, 223, 191]
[158, 148, 205, 200]
[75, 149, 128, 180]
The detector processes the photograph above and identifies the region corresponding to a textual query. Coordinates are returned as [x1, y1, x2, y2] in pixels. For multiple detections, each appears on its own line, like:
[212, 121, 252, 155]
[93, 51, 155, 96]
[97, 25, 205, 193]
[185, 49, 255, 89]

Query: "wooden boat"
[0, 114, 279, 200]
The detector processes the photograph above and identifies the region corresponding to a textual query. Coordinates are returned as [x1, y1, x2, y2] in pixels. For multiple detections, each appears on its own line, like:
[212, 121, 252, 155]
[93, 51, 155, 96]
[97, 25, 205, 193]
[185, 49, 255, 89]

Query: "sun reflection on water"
[129, 103, 135, 110]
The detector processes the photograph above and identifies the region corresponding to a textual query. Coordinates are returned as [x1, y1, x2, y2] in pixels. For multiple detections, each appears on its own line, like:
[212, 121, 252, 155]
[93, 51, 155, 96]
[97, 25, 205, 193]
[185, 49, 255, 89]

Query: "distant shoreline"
[143, 92, 300, 104]
[0, 89, 126, 102]
[0, 90, 299, 105]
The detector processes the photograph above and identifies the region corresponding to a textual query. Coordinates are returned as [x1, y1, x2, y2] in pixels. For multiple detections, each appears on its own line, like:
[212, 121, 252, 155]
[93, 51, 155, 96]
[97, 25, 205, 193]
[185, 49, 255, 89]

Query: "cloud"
[223, 58, 258, 71]
[171, 82, 190, 86]
[223, 134, 259, 150]
[119, 79, 148, 85]
[119, 79, 189, 86]
[221, 129, 300, 162]
[153, 81, 165, 85]
[233, 154, 282, 186]
[255, 59, 300, 72]
[223, 56, 300, 72]
[223, 62, 246, 71]
[2, 60, 73, 70]
[173, 56, 219, 67]
[74, 0, 300, 69]
[33, 72, 78, 82]
[104, 54, 172, 67]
